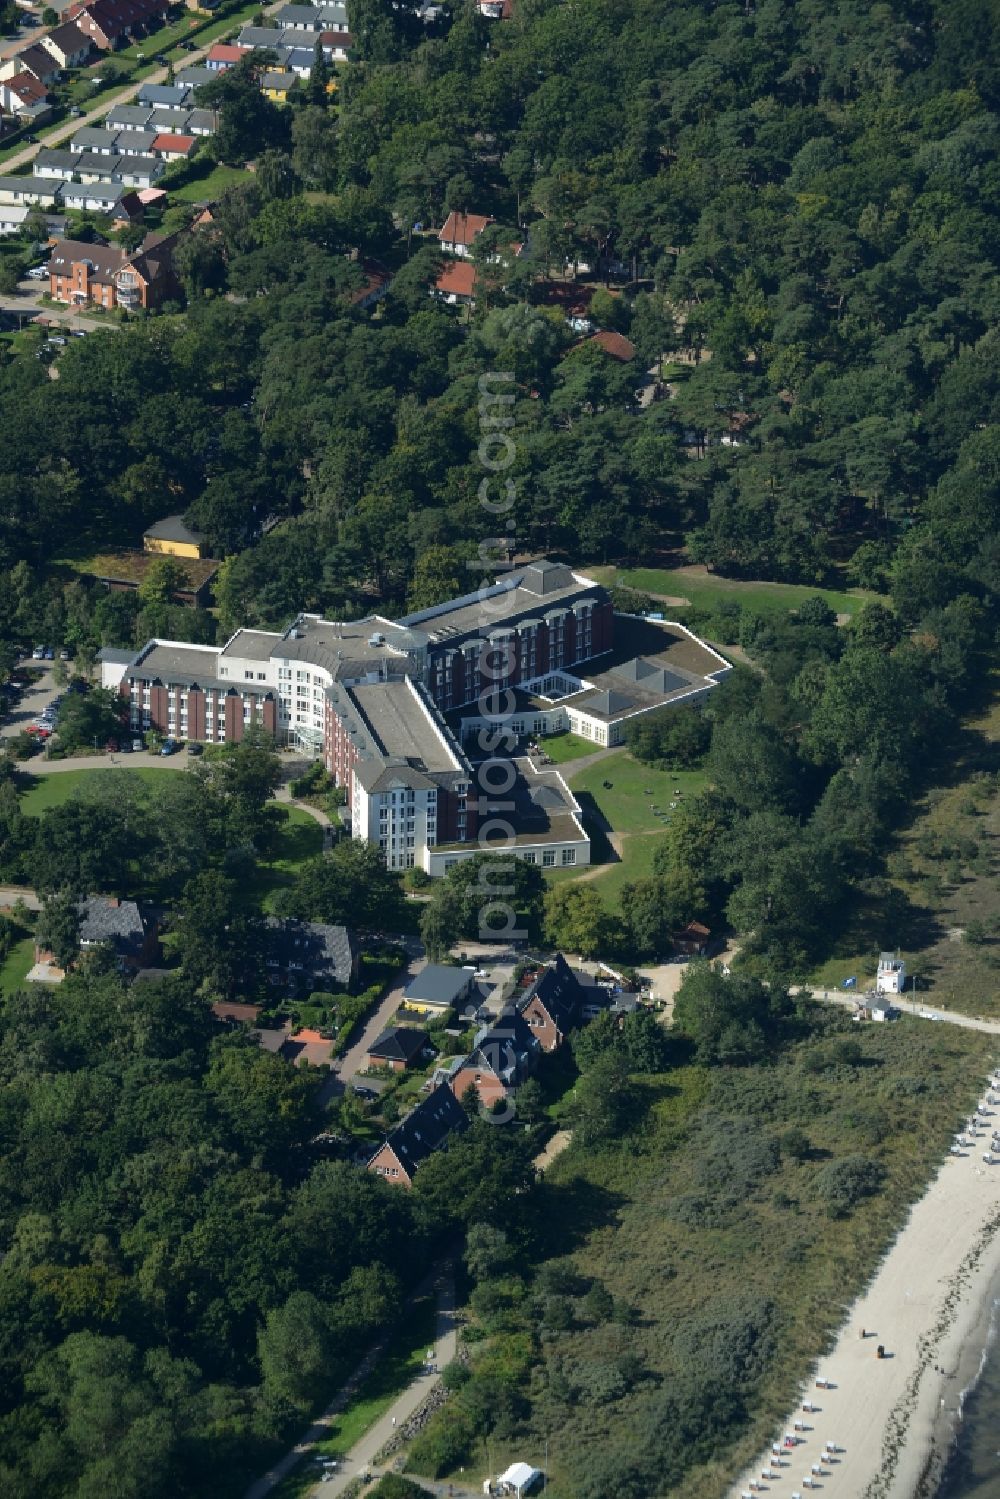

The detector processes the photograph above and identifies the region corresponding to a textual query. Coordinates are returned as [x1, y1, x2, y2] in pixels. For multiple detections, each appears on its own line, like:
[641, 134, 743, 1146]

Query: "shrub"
[406, 1406, 476, 1478]
[813, 1154, 885, 1218]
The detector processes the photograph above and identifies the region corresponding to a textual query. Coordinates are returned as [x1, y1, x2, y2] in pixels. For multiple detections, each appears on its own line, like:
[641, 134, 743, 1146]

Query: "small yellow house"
[260, 69, 293, 103]
[143, 516, 206, 560]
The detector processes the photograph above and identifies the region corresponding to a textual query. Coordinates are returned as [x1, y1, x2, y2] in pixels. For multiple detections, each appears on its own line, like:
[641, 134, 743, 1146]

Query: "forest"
[1, 0, 999, 1491]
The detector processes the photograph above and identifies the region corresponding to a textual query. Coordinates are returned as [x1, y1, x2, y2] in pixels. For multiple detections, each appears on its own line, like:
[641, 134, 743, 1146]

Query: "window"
[542, 850, 556, 867]
[258, 672, 267, 681]
[561, 848, 576, 866]
[522, 851, 536, 864]
[219, 667, 228, 677]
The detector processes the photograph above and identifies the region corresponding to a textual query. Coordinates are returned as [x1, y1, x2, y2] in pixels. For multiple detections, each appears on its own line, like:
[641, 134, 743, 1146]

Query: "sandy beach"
[729, 1070, 1000, 1499]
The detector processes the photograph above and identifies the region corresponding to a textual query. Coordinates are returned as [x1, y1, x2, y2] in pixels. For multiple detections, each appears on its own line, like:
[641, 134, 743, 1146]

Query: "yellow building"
[143, 516, 206, 560]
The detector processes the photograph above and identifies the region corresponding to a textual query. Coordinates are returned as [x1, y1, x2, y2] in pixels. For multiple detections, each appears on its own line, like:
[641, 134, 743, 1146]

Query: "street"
[0, 281, 109, 333]
[0, 661, 59, 740]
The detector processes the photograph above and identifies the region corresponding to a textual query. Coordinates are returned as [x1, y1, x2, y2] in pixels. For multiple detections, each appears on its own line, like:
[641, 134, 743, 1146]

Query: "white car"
[26, 267, 47, 281]
[31, 646, 44, 660]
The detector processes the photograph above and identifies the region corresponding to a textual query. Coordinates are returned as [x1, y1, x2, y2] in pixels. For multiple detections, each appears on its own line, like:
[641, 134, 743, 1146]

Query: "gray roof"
[98, 646, 139, 666]
[106, 105, 153, 128]
[174, 67, 215, 89]
[61, 182, 127, 204]
[78, 896, 146, 947]
[368, 1024, 428, 1063]
[237, 24, 286, 46]
[220, 628, 283, 663]
[371, 1084, 468, 1178]
[275, 612, 427, 678]
[350, 680, 457, 772]
[114, 129, 157, 154]
[404, 964, 476, 1008]
[145, 514, 204, 545]
[71, 126, 117, 151]
[399, 561, 597, 646]
[185, 108, 216, 133]
[265, 918, 357, 988]
[0, 174, 60, 201]
[118, 156, 164, 183]
[132, 642, 225, 688]
[137, 83, 191, 107]
[77, 155, 124, 180]
[34, 149, 83, 173]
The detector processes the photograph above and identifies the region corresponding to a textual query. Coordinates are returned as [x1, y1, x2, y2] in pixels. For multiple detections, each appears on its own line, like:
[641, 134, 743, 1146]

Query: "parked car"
[160, 738, 177, 755]
[26, 266, 48, 280]
[69, 106, 83, 117]
[58, 648, 70, 659]
[43, 647, 54, 659]
[132, 737, 143, 752]
[118, 739, 131, 753]
[106, 738, 119, 753]
[351, 1085, 377, 1100]
[47, 338, 65, 349]
[187, 741, 203, 756]
[31, 646, 44, 659]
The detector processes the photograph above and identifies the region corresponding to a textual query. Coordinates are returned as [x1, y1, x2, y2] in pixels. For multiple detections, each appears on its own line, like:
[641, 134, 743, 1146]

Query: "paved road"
[804, 985, 1000, 1036]
[0, 663, 58, 740]
[244, 1262, 460, 1499]
[319, 958, 427, 1108]
[0, 285, 108, 333]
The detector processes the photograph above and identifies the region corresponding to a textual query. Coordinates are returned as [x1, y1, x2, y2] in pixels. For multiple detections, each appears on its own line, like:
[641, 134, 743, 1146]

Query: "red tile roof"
[7, 71, 48, 104]
[435, 260, 477, 298]
[589, 329, 637, 362]
[152, 132, 196, 154]
[207, 42, 244, 63]
[438, 210, 493, 247]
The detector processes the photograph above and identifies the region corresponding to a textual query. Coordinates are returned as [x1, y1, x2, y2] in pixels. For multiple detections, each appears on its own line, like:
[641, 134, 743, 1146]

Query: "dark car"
[106, 738, 119, 753]
[351, 1085, 377, 1101]
[187, 742, 204, 756]
[160, 738, 177, 755]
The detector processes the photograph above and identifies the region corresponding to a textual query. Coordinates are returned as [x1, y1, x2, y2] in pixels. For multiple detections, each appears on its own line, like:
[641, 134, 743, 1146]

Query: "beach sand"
[729, 1075, 1000, 1499]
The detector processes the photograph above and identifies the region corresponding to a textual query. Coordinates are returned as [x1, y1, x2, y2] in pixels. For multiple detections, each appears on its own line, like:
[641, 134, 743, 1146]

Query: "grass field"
[807, 672, 1000, 1016]
[250, 808, 324, 913]
[534, 732, 597, 765]
[19, 767, 179, 816]
[589, 564, 872, 621]
[271, 1295, 439, 1499]
[0, 936, 35, 994]
[168, 163, 252, 202]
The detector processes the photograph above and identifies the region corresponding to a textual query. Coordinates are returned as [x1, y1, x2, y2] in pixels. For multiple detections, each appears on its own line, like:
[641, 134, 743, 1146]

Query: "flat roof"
[132, 642, 224, 687]
[399, 561, 600, 645]
[276, 613, 427, 677]
[350, 680, 456, 771]
[220, 628, 283, 663]
[404, 964, 474, 1005]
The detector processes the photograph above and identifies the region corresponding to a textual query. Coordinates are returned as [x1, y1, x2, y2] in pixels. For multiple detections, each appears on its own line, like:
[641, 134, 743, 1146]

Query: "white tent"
[498, 1462, 542, 1496]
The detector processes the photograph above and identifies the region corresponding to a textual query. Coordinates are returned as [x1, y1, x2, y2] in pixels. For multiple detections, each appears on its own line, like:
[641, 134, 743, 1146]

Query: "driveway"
[320, 958, 426, 1104]
[0, 284, 108, 333]
[803, 985, 1000, 1037]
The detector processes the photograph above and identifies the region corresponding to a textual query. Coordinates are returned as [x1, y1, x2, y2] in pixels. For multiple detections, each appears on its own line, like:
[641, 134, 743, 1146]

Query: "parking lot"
[0, 659, 60, 741]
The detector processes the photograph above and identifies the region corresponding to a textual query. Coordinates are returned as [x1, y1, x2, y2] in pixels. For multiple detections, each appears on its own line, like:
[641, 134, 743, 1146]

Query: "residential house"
[0, 72, 52, 122]
[143, 514, 206, 557]
[437, 209, 493, 257]
[105, 103, 153, 130]
[68, 0, 170, 51]
[205, 40, 243, 70]
[448, 1010, 540, 1110]
[76, 153, 125, 183]
[673, 920, 710, 957]
[276, 2, 348, 30]
[321, 30, 352, 60]
[516, 952, 583, 1052]
[0, 173, 62, 206]
[59, 181, 132, 213]
[174, 65, 214, 90]
[48, 228, 184, 308]
[260, 69, 293, 101]
[185, 108, 216, 136]
[264, 917, 359, 994]
[151, 131, 196, 161]
[117, 154, 165, 187]
[367, 1083, 469, 1187]
[0, 204, 65, 236]
[235, 25, 283, 49]
[433, 258, 476, 306]
[281, 44, 319, 77]
[366, 1024, 430, 1073]
[33, 148, 83, 180]
[115, 128, 157, 156]
[401, 964, 479, 1016]
[344, 258, 392, 310]
[587, 329, 637, 362]
[71, 124, 120, 153]
[33, 894, 158, 973]
[136, 82, 191, 112]
[0, 44, 62, 87]
[77, 895, 158, 970]
[478, 0, 513, 15]
[40, 20, 94, 69]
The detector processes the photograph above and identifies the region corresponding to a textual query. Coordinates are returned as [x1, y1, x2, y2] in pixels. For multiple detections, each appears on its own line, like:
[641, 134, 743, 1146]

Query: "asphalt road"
[0, 283, 108, 333]
[804, 985, 1000, 1036]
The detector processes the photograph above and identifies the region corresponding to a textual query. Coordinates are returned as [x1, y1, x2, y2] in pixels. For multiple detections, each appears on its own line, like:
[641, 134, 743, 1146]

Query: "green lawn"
[271, 1295, 439, 1499]
[0, 936, 36, 994]
[168, 163, 252, 202]
[570, 751, 707, 835]
[249, 807, 325, 913]
[19, 767, 181, 816]
[534, 731, 599, 765]
[590, 565, 872, 621]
